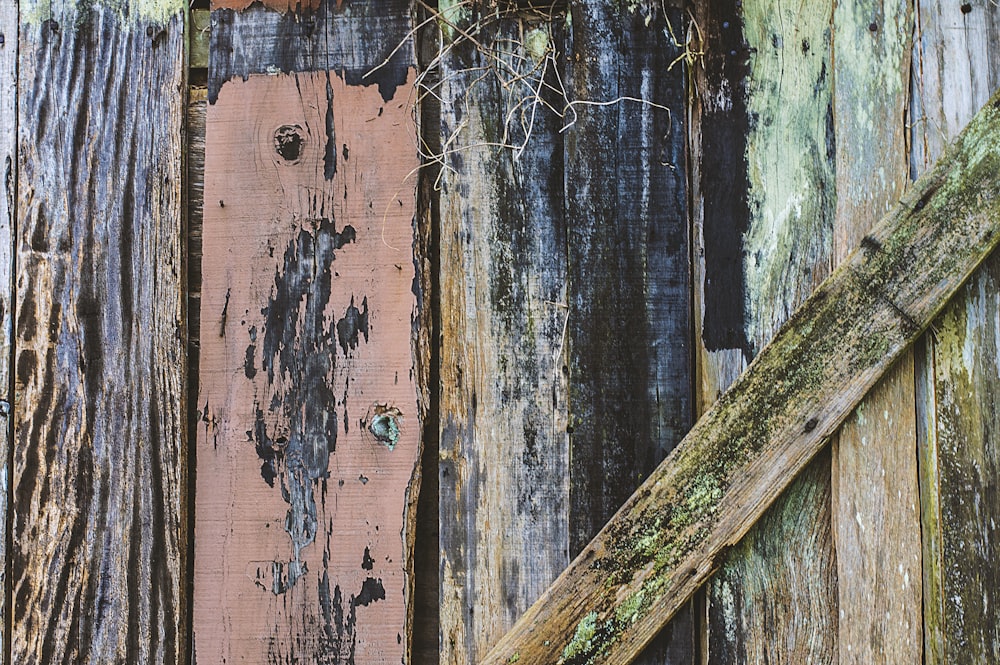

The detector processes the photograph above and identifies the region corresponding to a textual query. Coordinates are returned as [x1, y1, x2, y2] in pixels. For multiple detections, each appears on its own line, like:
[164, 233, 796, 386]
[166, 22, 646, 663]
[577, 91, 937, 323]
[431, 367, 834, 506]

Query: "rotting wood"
[911, 3, 1000, 661]
[830, 1, 921, 662]
[0, 0, 15, 651]
[12, 0, 187, 660]
[192, 2, 423, 661]
[694, 0, 839, 659]
[481, 87, 1000, 665]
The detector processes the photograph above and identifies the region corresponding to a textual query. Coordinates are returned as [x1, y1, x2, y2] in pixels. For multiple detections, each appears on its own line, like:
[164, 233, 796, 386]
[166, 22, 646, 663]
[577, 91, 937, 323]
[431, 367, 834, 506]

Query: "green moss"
[524, 27, 549, 61]
[560, 611, 598, 663]
[23, 0, 183, 27]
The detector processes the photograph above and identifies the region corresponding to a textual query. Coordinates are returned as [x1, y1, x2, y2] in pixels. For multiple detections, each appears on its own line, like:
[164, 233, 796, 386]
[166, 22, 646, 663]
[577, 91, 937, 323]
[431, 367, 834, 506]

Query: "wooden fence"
[2, 0, 1000, 663]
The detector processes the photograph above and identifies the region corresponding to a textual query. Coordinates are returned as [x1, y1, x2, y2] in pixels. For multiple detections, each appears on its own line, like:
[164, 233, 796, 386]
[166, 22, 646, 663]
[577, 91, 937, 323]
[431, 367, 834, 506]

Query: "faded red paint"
[194, 70, 420, 664]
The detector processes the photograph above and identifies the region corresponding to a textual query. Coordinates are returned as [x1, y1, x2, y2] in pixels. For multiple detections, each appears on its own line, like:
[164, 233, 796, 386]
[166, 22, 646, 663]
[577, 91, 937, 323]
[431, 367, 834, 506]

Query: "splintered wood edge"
[481, 89, 1000, 665]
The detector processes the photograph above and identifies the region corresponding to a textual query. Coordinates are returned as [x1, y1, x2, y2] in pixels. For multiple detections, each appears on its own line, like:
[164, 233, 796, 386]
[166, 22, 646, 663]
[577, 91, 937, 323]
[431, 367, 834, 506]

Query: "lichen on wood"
[482, 88, 1000, 665]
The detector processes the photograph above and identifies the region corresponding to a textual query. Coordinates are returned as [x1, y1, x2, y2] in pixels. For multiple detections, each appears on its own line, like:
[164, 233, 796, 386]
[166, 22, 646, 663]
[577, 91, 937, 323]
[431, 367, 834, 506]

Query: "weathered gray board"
[436, 1, 694, 662]
[912, 1, 1000, 661]
[12, 0, 187, 661]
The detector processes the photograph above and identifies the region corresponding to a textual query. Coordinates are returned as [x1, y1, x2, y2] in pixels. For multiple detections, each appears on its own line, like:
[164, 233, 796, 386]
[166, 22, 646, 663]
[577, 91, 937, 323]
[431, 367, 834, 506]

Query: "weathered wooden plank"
[829, 2, 921, 662]
[706, 451, 835, 665]
[0, 0, 15, 651]
[192, 2, 423, 661]
[436, 5, 572, 663]
[563, 3, 694, 662]
[11, 0, 187, 660]
[911, 3, 1000, 661]
[437, 2, 693, 662]
[482, 89, 1000, 665]
[693, 0, 838, 659]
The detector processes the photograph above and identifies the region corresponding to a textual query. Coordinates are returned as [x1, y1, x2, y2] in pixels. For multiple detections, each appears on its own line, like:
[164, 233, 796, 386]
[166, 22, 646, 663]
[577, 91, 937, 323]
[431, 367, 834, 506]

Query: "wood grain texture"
[707, 451, 835, 665]
[694, 0, 839, 659]
[192, 67, 422, 664]
[437, 2, 693, 662]
[911, 2, 1000, 661]
[12, 0, 186, 661]
[482, 90, 1000, 665]
[441, 3, 693, 663]
[0, 0, 14, 653]
[830, 1, 921, 662]
[437, 7, 572, 663]
[563, 2, 694, 663]
[206, 0, 413, 108]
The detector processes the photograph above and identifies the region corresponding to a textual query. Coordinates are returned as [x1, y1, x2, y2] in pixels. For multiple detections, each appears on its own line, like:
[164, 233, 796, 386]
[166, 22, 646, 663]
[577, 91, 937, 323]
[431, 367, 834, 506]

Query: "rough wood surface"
[563, 3, 694, 663]
[706, 452, 835, 665]
[911, 3, 1000, 661]
[694, 0, 838, 659]
[0, 0, 15, 652]
[193, 65, 421, 665]
[437, 2, 693, 662]
[436, 7, 572, 663]
[830, 1, 921, 662]
[482, 90, 1000, 665]
[11, 0, 187, 661]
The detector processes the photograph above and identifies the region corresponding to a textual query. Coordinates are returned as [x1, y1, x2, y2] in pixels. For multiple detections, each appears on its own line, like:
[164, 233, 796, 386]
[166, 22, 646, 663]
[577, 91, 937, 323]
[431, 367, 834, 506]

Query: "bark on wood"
[437, 1, 693, 662]
[482, 89, 1000, 665]
[12, 0, 187, 661]
[192, 4, 422, 660]
[911, 3, 1000, 661]
[830, 1, 921, 662]
[694, 0, 838, 659]
[0, 0, 15, 652]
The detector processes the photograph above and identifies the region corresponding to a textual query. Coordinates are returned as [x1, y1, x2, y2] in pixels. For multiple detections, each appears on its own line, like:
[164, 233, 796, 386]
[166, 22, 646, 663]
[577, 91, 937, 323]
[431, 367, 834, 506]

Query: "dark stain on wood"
[699, 0, 752, 356]
[254, 218, 361, 588]
[565, 1, 695, 661]
[207, 2, 412, 105]
[13, 5, 186, 663]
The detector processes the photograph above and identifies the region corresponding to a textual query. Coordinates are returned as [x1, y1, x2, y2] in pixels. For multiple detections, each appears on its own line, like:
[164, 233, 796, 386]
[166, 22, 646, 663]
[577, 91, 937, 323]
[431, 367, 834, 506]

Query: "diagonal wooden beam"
[481, 88, 1000, 665]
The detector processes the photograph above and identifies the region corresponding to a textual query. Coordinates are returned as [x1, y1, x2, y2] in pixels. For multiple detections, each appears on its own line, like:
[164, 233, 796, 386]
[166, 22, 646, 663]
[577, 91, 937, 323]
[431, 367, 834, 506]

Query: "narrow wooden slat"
[437, 2, 693, 662]
[483, 88, 1000, 665]
[192, 2, 424, 662]
[694, 0, 838, 659]
[11, 0, 186, 660]
[437, 6, 572, 663]
[911, 3, 1000, 661]
[0, 0, 15, 652]
[563, 3, 694, 662]
[829, 1, 921, 662]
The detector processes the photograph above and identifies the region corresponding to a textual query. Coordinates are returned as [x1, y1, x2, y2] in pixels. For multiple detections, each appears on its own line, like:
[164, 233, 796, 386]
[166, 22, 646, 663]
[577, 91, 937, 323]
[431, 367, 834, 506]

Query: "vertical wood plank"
[437, 1, 694, 662]
[11, 0, 187, 660]
[193, 3, 424, 662]
[829, 1, 921, 662]
[437, 6, 572, 663]
[694, 0, 839, 659]
[0, 0, 14, 653]
[565, 2, 694, 661]
[911, 2, 1000, 661]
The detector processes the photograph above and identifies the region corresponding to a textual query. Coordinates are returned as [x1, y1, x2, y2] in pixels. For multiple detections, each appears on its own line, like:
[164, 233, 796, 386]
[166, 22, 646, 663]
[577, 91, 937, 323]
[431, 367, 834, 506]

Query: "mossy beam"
[480, 88, 1000, 665]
